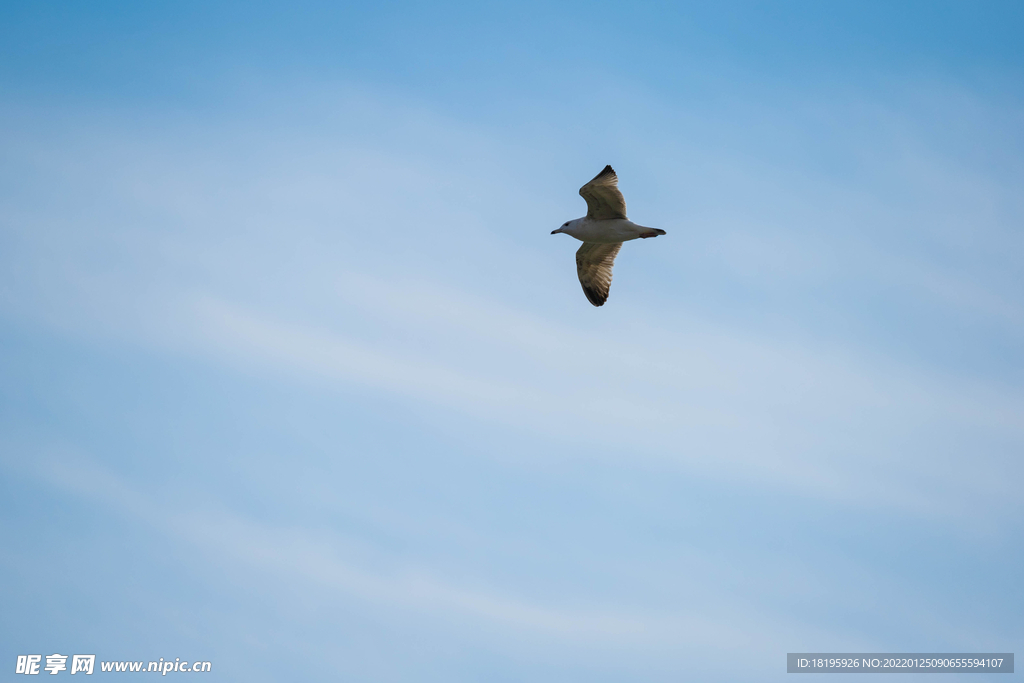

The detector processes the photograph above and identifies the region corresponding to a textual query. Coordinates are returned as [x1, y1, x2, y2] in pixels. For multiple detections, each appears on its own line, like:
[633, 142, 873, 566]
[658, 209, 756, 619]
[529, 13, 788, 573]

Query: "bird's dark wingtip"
[597, 164, 615, 177]
[582, 285, 608, 307]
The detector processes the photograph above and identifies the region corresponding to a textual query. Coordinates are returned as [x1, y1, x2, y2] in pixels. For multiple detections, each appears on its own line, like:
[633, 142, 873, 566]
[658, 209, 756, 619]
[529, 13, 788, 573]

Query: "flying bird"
[551, 165, 665, 306]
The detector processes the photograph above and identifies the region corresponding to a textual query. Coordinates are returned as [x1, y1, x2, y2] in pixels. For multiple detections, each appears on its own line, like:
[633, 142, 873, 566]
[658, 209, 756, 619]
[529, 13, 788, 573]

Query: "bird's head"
[551, 220, 573, 235]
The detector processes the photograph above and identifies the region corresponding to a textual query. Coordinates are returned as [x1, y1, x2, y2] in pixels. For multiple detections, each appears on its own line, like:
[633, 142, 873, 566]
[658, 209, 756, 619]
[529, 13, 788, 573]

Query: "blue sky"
[1, 1, 1022, 680]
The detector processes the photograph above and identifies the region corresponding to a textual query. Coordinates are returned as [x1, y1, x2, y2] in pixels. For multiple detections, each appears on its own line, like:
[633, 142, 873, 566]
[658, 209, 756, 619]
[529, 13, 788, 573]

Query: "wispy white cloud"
[178, 280, 1024, 526]
[29, 451, 807, 658]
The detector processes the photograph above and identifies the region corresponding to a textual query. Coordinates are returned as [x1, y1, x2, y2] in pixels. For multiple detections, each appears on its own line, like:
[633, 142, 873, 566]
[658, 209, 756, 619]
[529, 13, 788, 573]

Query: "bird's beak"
[551, 228, 562, 235]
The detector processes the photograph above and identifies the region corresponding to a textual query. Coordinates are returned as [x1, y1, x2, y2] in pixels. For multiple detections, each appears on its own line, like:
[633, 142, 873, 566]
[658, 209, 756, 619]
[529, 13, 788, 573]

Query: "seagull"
[551, 165, 665, 306]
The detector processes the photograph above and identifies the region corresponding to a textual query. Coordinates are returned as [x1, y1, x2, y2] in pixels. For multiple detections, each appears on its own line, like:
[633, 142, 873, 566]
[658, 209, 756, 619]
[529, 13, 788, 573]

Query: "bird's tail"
[639, 228, 666, 238]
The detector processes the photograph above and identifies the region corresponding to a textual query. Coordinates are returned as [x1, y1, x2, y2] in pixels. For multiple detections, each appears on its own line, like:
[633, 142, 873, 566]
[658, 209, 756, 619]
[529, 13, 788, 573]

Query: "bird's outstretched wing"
[579, 165, 627, 220]
[576, 242, 622, 306]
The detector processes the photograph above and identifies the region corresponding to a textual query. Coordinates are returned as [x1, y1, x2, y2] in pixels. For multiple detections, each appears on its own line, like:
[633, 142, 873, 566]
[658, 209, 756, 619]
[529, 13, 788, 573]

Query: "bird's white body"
[555, 217, 656, 243]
